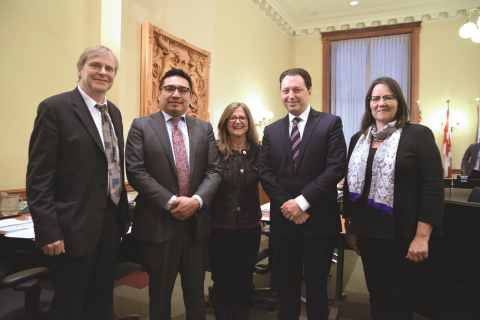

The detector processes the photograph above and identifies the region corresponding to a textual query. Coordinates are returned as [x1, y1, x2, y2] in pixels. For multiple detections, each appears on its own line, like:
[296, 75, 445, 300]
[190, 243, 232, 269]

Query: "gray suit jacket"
[125, 111, 222, 243]
[461, 143, 480, 175]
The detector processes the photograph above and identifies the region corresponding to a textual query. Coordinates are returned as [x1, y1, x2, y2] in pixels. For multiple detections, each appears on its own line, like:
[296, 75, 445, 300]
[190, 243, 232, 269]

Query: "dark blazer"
[258, 108, 346, 238]
[343, 123, 444, 239]
[125, 111, 222, 243]
[26, 88, 129, 257]
[461, 143, 480, 176]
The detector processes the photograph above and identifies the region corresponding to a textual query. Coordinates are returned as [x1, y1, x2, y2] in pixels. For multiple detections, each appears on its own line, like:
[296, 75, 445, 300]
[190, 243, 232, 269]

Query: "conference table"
[328, 187, 479, 320]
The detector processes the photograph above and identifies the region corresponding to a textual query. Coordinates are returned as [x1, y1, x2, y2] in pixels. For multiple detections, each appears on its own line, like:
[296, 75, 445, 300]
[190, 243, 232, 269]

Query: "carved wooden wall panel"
[141, 23, 211, 121]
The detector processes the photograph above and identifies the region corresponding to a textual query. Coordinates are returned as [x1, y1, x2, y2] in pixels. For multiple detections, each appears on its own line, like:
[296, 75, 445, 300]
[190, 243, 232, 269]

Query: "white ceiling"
[247, 0, 480, 37]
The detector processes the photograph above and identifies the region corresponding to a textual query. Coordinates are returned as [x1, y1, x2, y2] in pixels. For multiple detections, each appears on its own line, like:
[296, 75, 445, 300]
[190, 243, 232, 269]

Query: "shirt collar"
[288, 105, 311, 123]
[162, 110, 186, 123]
[78, 85, 107, 113]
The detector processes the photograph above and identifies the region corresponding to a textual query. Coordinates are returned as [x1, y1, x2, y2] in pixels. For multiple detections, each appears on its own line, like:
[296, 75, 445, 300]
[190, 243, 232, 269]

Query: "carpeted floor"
[112, 235, 431, 320]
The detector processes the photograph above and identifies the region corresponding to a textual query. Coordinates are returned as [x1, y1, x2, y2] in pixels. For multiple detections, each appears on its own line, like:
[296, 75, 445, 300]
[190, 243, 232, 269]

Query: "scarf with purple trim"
[347, 121, 402, 215]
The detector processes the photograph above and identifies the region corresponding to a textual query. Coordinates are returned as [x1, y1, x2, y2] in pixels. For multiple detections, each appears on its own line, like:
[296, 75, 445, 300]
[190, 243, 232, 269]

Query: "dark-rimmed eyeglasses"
[369, 95, 396, 103]
[228, 116, 249, 123]
[160, 85, 191, 95]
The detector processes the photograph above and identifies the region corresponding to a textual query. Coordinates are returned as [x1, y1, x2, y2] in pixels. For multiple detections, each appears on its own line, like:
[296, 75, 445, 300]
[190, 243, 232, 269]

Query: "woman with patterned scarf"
[343, 77, 444, 320]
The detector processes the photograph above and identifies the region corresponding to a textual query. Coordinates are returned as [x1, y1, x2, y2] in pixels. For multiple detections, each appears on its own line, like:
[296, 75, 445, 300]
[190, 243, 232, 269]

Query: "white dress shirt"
[288, 105, 311, 212]
[161, 110, 203, 210]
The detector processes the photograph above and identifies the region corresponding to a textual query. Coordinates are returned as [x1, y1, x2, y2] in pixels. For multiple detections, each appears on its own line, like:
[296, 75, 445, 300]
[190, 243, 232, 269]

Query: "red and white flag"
[443, 109, 451, 178]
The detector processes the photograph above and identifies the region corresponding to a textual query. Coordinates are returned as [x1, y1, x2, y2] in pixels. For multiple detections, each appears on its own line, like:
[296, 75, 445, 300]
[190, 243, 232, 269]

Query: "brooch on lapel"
[252, 165, 258, 171]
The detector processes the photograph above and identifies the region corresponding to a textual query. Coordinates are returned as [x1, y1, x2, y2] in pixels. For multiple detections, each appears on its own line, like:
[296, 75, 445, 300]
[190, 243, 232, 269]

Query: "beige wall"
[0, 0, 102, 190]
[419, 19, 480, 170]
[213, 0, 290, 136]
[290, 37, 323, 110]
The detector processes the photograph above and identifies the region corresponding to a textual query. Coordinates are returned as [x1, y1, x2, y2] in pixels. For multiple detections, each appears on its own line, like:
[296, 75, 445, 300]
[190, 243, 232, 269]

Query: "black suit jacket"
[125, 111, 222, 243]
[343, 123, 444, 239]
[461, 143, 480, 176]
[258, 108, 346, 238]
[26, 88, 129, 257]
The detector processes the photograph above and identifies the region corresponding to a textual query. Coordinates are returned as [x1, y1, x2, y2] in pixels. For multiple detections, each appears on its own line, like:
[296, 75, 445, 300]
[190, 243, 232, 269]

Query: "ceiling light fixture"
[459, 8, 480, 43]
[350, 1, 359, 5]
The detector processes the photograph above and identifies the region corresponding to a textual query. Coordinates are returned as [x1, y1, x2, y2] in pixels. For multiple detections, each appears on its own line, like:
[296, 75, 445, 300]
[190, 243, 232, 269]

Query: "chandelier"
[459, 8, 480, 43]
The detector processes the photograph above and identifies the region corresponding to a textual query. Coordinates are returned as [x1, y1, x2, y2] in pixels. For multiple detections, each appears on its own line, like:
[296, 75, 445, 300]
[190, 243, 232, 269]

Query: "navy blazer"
[27, 88, 129, 257]
[258, 107, 346, 238]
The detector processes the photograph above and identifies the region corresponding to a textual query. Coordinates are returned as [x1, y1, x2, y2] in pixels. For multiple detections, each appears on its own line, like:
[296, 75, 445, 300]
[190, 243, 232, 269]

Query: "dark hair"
[160, 68, 192, 90]
[279, 68, 312, 90]
[360, 77, 410, 133]
[216, 102, 260, 159]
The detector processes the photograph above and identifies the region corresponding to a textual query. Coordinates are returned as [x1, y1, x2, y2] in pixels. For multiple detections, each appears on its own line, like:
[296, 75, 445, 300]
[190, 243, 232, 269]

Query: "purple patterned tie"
[170, 117, 191, 197]
[291, 117, 302, 168]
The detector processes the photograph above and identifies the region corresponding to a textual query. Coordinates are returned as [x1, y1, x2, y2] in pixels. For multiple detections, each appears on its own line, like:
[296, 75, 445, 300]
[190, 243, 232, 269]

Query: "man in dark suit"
[259, 68, 346, 320]
[26, 45, 129, 320]
[126, 68, 222, 319]
[461, 142, 480, 179]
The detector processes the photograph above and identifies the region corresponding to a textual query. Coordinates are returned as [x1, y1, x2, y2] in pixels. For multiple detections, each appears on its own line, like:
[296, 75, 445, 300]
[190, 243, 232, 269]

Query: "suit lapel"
[108, 103, 124, 158]
[149, 112, 177, 174]
[71, 88, 104, 152]
[294, 108, 321, 170]
[186, 115, 197, 178]
[279, 114, 295, 169]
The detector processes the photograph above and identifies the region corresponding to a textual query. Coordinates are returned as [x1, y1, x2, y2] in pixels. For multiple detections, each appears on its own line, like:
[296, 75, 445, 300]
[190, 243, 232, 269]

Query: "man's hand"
[281, 199, 304, 222]
[292, 211, 310, 225]
[169, 196, 200, 220]
[41, 240, 65, 256]
[461, 170, 467, 176]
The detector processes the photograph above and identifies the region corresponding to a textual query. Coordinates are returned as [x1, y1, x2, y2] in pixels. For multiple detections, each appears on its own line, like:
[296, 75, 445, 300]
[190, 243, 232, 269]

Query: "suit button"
[237, 207, 241, 211]
[101, 183, 106, 188]
[293, 178, 297, 181]
[100, 205, 106, 211]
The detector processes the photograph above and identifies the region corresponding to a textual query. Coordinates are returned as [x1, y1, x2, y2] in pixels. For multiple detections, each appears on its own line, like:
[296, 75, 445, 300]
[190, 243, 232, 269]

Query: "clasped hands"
[169, 196, 200, 220]
[281, 199, 310, 225]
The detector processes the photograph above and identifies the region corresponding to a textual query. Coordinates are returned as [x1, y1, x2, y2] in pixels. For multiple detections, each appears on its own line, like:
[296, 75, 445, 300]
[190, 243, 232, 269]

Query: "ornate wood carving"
[321, 22, 422, 123]
[141, 23, 211, 121]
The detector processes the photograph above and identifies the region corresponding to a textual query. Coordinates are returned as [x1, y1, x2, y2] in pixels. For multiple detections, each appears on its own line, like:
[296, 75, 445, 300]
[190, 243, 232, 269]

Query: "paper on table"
[4, 228, 35, 239]
[261, 202, 270, 221]
[0, 219, 27, 227]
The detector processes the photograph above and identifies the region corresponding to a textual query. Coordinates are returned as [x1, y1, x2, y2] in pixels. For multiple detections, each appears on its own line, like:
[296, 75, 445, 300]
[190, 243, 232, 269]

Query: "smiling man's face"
[77, 53, 116, 103]
[158, 76, 192, 117]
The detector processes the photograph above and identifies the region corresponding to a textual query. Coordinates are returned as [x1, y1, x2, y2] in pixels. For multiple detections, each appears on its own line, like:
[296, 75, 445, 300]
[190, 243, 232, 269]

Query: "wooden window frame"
[321, 21, 422, 123]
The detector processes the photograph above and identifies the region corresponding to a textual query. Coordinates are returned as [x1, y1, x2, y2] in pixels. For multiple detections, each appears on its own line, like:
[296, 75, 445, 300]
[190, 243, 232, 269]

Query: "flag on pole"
[419, 107, 423, 125]
[477, 103, 480, 143]
[443, 108, 451, 178]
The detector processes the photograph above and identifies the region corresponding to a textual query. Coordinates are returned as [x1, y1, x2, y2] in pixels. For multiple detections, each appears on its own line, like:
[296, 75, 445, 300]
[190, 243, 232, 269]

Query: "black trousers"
[272, 228, 336, 320]
[208, 225, 261, 311]
[49, 198, 120, 320]
[358, 236, 425, 320]
[140, 218, 208, 320]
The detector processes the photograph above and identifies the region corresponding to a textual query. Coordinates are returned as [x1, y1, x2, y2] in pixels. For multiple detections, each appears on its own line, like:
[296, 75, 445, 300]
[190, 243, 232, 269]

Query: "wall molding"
[247, 0, 479, 38]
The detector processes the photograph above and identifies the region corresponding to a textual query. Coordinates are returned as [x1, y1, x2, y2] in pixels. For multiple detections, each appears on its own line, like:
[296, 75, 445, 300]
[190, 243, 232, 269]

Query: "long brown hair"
[217, 102, 260, 159]
[360, 77, 410, 134]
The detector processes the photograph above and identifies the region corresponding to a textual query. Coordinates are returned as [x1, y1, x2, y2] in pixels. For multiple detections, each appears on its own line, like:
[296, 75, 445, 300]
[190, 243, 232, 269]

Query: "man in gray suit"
[126, 68, 222, 319]
[461, 142, 480, 179]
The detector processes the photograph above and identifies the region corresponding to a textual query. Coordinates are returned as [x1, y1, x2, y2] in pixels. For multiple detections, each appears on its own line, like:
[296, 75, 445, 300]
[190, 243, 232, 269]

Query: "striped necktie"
[170, 117, 191, 196]
[95, 104, 122, 206]
[291, 117, 302, 168]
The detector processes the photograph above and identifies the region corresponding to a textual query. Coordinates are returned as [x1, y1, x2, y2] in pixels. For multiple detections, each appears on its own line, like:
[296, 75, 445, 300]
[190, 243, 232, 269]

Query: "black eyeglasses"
[160, 85, 191, 95]
[369, 95, 396, 103]
[228, 116, 249, 123]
